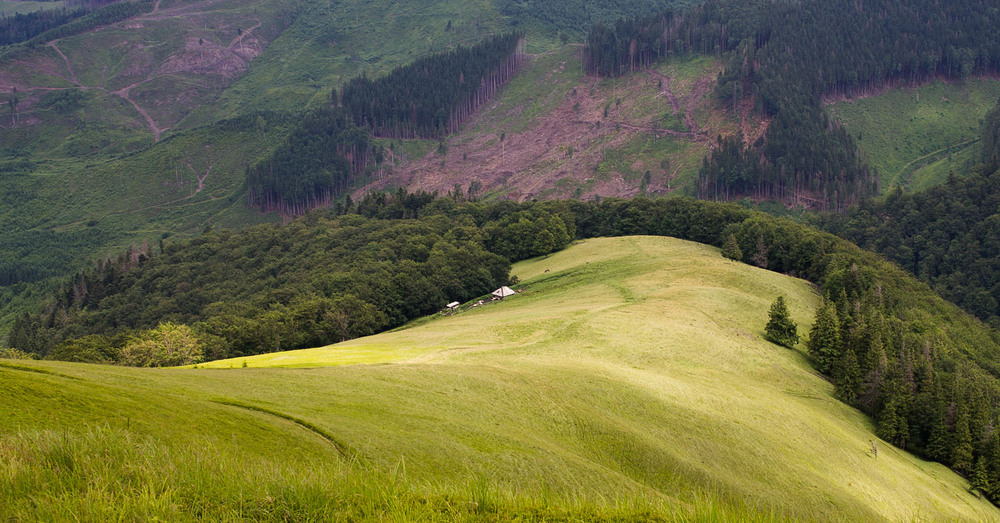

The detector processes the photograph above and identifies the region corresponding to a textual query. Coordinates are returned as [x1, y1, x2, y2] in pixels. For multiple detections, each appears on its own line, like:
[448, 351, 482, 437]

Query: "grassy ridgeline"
[3, 237, 995, 520]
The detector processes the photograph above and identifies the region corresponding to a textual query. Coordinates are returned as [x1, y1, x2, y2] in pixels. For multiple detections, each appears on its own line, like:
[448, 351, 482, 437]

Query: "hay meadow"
[2, 236, 995, 520]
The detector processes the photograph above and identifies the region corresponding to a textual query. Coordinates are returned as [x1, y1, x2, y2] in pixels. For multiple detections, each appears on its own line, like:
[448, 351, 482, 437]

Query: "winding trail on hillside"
[19, 0, 269, 143]
[187, 161, 214, 193]
[47, 40, 79, 86]
[41, 37, 167, 140]
[646, 69, 711, 138]
[648, 70, 681, 114]
[112, 77, 169, 141]
[895, 138, 980, 187]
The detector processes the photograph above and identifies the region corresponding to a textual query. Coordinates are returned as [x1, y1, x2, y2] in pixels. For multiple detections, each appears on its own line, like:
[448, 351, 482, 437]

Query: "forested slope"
[820, 100, 1000, 327]
[584, 0, 1000, 209]
[245, 33, 525, 214]
[9, 194, 572, 361]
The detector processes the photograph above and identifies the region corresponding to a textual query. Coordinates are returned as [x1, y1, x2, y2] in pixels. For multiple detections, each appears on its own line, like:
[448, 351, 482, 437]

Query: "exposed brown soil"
[357, 57, 735, 201]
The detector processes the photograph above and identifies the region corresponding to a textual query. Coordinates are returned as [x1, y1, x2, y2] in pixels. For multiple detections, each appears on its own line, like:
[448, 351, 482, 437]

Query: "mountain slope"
[3, 236, 994, 520]
[827, 78, 1000, 191]
[357, 50, 742, 201]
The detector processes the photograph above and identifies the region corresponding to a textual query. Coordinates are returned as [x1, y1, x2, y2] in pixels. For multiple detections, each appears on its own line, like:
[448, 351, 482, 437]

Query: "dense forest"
[0, 7, 88, 46]
[245, 107, 374, 215]
[584, 0, 1000, 209]
[340, 33, 525, 139]
[11, 193, 1000, 502]
[8, 192, 572, 362]
[0, 0, 123, 47]
[497, 0, 695, 40]
[820, 165, 1000, 329]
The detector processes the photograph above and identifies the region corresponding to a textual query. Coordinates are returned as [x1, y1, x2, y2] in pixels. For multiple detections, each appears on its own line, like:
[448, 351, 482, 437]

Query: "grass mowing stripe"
[212, 399, 352, 458]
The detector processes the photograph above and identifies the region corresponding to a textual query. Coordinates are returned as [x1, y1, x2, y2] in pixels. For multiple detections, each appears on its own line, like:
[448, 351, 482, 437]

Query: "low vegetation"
[8, 192, 1000, 506]
[3, 237, 997, 520]
[827, 79, 1000, 191]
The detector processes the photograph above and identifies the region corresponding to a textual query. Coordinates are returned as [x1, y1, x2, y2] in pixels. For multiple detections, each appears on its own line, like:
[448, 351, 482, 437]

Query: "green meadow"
[3, 236, 995, 520]
[827, 78, 1000, 191]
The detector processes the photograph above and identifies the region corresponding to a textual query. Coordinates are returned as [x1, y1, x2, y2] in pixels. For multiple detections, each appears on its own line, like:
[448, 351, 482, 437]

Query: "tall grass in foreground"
[0, 425, 783, 521]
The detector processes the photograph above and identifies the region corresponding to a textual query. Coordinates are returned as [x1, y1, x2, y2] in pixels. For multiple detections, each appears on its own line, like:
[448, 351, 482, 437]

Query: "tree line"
[584, 0, 1000, 210]
[498, 0, 695, 44]
[245, 107, 375, 215]
[340, 32, 525, 139]
[0, 0, 121, 47]
[8, 192, 573, 363]
[0, 7, 89, 47]
[9, 192, 1000, 500]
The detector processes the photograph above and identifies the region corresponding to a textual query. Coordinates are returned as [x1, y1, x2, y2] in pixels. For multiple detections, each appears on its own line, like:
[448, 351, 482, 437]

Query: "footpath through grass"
[3, 237, 997, 520]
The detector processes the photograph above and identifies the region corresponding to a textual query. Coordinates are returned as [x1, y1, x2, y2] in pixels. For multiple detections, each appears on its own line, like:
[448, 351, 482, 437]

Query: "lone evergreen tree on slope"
[765, 296, 799, 349]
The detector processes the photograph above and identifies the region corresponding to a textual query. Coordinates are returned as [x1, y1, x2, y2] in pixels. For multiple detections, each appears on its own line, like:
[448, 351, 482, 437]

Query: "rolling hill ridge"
[3, 236, 997, 520]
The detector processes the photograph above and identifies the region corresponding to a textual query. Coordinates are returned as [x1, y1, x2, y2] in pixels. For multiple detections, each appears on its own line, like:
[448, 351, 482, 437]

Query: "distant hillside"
[357, 50, 746, 201]
[3, 237, 996, 520]
[827, 79, 1000, 192]
[0, 0, 697, 335]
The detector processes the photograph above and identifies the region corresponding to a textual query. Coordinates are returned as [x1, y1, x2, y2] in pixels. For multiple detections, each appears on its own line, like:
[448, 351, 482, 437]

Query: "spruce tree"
[807, 298, 841, 375]
[835, 346, 860, 405]
[721, 233, 742, 261]
[876, 395, 901, 444]
[765, 296, 799, 349]
[972, 456, 991, 497]
[986, 432, 1000, 499]
[952, 405, 974, 474]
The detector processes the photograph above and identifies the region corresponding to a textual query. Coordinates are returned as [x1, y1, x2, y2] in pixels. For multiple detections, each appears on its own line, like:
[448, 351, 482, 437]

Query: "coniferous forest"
[0, 8, 89, 46]
[0, 0, 154, 60]
[584, 0, 1000, 210]
[340, 33, 525, 139]
[822, 166, 1000, 329]
[244, 33, 524, 215]
[819, 101, 1000, 328]
[245, 107, 373, 215]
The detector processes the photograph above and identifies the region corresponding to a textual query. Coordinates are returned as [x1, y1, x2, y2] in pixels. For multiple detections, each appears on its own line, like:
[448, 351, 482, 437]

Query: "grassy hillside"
[0, 116, 292, 330]
[3, 237, 995, 520]
[0, 0, 702, 338]
[827, 78, 1000, 191]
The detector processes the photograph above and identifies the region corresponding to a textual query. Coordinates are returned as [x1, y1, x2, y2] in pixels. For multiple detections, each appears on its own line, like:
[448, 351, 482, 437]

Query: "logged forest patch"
[356, 50, 748, 201]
